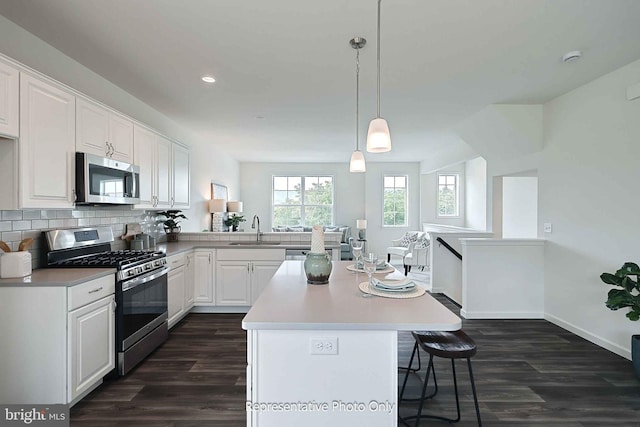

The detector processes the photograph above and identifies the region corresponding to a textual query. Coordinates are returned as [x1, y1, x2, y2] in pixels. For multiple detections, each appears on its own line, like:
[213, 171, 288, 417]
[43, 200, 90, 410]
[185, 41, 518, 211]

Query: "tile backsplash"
[0, 207, 153, 268]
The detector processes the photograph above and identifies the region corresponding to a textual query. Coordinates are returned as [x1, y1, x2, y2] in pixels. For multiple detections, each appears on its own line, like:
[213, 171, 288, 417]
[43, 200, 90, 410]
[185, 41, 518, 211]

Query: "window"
[438, 174, 459, 217]
[383, 175, 407, 227]
[272, 176, 334, 226]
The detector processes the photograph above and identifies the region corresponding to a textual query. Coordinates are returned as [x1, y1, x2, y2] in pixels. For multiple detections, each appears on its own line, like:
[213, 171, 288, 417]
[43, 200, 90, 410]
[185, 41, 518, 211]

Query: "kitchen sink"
[228, 241, 281, 245]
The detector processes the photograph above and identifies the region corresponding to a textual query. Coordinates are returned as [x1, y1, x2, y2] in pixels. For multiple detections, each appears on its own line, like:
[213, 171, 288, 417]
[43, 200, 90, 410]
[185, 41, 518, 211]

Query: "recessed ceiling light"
[201, 75, 216, 83]
[562, 50, 582, 63]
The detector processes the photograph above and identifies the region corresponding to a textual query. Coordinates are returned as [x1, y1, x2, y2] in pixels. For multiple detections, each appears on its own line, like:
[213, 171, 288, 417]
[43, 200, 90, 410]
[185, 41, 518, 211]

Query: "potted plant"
[157, 210, 188, 241]
[600, 262, 640, 379]
[224, 214, 246, 232]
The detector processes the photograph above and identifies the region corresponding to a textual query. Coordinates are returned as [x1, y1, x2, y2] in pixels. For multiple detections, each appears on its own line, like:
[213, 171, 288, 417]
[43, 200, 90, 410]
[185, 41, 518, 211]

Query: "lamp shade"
[227, 201, 243, 213]
[209, 199, 227, 213]
[366, 117, 391, 153]
[356, 219, 367, 229]
[349, 150, 366, 173]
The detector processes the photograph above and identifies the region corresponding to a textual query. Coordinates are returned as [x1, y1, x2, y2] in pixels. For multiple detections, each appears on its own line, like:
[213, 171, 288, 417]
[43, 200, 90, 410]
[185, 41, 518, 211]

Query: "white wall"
[540, 57, 640, 359]
[239, 162, 420, 257]
[0, 15, 239, 232]
[420, 162, 465, 228]
[502, 176, 538, 238]
[364, 162, 421, 257]
[464, 157, 487, 230]
[239, 162, 366, 233]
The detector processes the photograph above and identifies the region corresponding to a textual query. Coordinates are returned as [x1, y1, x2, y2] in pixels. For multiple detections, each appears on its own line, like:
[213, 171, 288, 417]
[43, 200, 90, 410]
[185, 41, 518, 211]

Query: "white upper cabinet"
[0, 61, 19, 138]
[76, 97, 133, 162]
[171, 142, 190, 208]
[19, 73, 76, 209]
[133, 126, 175, 209]
[133, 124, 156, 208]
[157, 135, 172, 208]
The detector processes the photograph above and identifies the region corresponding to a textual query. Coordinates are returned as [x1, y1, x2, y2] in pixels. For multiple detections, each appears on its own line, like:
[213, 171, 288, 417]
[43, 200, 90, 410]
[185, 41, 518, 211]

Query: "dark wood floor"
[71, 295, 640, 426]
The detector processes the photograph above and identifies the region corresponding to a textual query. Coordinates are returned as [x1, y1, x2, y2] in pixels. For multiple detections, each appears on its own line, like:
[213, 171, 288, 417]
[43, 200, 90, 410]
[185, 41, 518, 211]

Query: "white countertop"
[242, 260, 461, 331]
[0, 268, 116, 287]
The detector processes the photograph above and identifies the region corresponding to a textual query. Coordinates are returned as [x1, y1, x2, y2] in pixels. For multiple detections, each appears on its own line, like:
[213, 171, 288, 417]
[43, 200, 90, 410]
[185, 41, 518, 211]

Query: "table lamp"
[356, 219, 367, 240]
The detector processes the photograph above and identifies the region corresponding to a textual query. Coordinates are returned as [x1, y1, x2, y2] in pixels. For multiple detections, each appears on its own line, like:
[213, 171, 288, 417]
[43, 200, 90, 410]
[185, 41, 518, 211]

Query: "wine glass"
[351, 240, 363, 269]
[363, 253, 378, 297]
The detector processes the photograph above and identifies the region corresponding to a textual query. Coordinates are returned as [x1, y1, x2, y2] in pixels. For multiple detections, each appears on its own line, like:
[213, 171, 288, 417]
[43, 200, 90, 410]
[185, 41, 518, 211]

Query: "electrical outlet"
[309, 337, 338, 355]
[544, 223, 553, 233]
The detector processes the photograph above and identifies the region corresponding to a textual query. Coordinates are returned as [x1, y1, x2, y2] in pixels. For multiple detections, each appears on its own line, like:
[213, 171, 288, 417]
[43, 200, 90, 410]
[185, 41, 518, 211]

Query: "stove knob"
[128, 270, 135, 277]
[145, 264, 151, 270]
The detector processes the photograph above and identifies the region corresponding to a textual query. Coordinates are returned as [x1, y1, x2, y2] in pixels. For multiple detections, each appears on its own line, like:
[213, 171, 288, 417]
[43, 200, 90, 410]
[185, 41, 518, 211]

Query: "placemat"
[358, 281, 426, 299]
[347, 264, 395, 274]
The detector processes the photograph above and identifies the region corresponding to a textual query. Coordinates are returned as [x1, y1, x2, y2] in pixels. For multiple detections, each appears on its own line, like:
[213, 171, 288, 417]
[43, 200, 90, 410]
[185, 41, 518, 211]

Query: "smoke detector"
[562, 50, 582, 63]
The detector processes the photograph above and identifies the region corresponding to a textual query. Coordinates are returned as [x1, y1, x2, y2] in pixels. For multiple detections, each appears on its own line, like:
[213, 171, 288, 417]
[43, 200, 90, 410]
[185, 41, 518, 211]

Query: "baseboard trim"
[544, 313, 631, 360]
[460, 309, 544, 319]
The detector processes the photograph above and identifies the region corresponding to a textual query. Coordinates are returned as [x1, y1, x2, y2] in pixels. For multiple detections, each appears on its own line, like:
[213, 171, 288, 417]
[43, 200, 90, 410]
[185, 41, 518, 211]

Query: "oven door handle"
[121, 266, 170, 291]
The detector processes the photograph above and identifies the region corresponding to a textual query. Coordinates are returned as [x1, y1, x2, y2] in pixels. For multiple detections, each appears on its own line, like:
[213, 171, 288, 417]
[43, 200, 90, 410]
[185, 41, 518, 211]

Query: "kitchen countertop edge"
[158, 241, 341, 257]
[0, 268, 116, 287]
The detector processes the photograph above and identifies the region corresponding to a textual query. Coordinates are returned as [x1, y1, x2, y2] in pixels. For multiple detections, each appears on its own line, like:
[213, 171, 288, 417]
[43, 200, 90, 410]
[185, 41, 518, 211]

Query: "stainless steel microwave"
[75, 152, 140, 205]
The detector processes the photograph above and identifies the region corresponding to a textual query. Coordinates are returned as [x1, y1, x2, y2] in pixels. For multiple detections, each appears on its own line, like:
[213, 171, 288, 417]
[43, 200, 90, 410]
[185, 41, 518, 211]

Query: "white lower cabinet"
[168, 263, 186, 328]
[68, 294, 115, 402]
[194, 249, 216, 305]
[216, 249, 285, 306]
[216, 261, 252, 305]
[167, 251, 195, 328]
[0, 274, 115, 405]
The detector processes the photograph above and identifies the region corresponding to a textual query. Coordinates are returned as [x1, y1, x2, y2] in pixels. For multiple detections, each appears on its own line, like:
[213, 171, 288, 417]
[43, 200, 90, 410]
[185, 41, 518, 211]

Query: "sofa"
[272, 225, 353, 260]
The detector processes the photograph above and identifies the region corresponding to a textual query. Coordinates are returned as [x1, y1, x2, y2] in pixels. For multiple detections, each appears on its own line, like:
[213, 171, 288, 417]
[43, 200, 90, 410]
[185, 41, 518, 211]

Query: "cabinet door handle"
[251, 263, 254, 273]
[208, 253, 212, 263]
[72, 188, 77, 202]
[88, 286, 103, 294]
[105, 141, 110, 156]
[171, 196, 175, 207]
[247, 264, 250, 273]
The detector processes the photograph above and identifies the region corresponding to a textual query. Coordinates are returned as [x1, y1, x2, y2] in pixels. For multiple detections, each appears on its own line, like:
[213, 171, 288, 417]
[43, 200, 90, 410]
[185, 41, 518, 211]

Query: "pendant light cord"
[376, 0, 382, 118]
[356, 47, 360, 151]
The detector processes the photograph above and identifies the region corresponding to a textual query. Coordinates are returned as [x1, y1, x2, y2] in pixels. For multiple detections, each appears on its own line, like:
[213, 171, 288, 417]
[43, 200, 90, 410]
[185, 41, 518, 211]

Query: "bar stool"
[399, 330, 482, 426]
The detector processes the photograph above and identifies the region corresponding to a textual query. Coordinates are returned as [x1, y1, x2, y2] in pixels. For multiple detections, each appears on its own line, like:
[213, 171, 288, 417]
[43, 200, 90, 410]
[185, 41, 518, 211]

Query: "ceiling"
[1, 0, 640, 164]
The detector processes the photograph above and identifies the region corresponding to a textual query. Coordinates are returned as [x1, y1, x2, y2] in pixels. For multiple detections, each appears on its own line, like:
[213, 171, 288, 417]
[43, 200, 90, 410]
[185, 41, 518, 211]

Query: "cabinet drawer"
[68, 275, 115, 311]
[167, 253, 186, 269]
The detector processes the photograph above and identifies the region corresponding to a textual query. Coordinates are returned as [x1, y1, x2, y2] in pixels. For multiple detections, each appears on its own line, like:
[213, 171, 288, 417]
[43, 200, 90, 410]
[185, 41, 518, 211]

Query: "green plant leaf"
[621, 276, 639, 293]
[615, 262, 640, 277]
[605, 289, 636, 310]
[600, 272, 623, 287]
[626, 310, 640, 321]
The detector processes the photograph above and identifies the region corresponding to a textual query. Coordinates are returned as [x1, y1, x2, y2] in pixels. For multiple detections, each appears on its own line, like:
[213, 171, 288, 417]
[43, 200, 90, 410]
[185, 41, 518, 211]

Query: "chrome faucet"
[251, 215, 261, 241]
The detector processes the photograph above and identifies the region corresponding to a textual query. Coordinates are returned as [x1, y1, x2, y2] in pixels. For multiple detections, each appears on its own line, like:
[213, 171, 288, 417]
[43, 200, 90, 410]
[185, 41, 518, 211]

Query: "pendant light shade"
[349, 149, 366, 172]
[349, 37, 366, 173]
[367, 0, 392, 153]
[367, 117, 391, 153]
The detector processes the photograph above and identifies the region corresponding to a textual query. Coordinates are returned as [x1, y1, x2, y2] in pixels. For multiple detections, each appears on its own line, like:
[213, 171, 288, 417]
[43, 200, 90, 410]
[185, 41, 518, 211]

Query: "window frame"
[382, 174, 408, 228]
[271, 175, 335, 227]
[436, 172, 460, 218]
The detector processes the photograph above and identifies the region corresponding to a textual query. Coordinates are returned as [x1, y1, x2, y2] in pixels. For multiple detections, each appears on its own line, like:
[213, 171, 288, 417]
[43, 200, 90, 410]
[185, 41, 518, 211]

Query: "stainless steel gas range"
[44, 226, 169, 375]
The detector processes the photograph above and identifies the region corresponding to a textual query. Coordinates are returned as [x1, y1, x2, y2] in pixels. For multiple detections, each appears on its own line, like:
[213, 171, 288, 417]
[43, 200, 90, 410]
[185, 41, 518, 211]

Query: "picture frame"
[211, 182, 229, 231]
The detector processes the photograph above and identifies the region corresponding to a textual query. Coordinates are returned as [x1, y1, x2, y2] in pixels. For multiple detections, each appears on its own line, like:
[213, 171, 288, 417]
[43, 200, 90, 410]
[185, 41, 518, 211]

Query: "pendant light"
[367, 0, 392, 153]
[349, 37, 366, 173]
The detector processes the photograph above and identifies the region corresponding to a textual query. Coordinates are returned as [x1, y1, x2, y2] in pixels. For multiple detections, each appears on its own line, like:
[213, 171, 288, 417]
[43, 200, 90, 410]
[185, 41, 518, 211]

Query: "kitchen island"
[242, 261, 461, 427]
